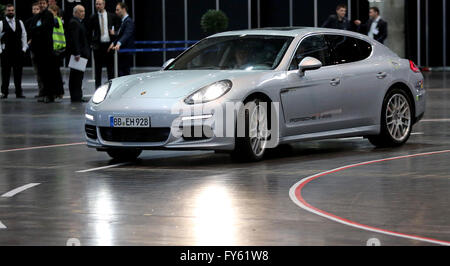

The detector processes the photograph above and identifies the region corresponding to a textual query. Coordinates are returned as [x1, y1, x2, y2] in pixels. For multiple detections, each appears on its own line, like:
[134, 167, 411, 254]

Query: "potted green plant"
[201, 9, 229, 36]
[0, 4, 5, 20]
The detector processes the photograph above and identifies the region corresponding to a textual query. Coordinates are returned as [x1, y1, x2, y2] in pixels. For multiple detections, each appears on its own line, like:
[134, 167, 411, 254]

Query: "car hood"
[108, 70, 266, 99]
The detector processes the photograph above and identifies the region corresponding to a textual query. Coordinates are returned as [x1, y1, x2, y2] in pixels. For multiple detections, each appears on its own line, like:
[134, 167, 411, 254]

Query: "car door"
[325, 34, 390, 128]
[280, 34, 345, 137]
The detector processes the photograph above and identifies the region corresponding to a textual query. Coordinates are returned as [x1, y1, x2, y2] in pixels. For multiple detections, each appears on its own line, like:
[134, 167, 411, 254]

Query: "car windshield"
[167, 35, 294, 71]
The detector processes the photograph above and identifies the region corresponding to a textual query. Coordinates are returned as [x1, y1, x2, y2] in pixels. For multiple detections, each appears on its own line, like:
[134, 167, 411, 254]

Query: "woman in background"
[48, 4, 66, 100]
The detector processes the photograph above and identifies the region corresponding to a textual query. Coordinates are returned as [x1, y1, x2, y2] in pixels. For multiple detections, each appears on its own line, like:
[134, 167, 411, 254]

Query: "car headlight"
[184, 80, 232, 105]
[92, 83, 111, 104]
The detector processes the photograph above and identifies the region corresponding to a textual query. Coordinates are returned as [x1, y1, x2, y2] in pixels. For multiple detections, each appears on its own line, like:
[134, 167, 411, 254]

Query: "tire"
[231, 99, 270, 162]
[368, 88, 413, 148]
[106, 148, 142, 161]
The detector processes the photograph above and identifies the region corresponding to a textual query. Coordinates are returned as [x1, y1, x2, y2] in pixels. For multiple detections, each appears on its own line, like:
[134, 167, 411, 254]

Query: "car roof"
[210, 27, 368, 39]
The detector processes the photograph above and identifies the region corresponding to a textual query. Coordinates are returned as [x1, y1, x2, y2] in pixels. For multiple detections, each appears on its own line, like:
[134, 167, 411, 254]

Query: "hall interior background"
[0, 0, 448, 68]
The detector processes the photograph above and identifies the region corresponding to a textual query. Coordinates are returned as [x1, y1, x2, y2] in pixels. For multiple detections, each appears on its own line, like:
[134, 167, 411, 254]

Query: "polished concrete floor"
[0, 71, 449, 246]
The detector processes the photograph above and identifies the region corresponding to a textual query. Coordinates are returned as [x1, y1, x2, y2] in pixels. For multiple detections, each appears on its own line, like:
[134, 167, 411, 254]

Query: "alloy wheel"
[385, 94, 411, 142]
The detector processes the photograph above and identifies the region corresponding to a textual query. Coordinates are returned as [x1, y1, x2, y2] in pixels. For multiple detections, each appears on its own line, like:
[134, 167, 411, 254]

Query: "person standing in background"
[67, 5, 90, 103]
[26, 2, 45, 99]
[30, 0, 58, 103]
[48, 4, 65, 100]
[321, 4, 352, 31]
[0, 4, 28, 99]
[89, 0, 121, 89]
[354, 7, 388, 44]
[48, 0, 62, 16]
[109, 2, 135, 77]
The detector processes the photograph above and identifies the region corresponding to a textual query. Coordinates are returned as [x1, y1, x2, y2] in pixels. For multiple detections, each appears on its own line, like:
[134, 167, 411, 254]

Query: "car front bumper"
[84, 99, 236, 151]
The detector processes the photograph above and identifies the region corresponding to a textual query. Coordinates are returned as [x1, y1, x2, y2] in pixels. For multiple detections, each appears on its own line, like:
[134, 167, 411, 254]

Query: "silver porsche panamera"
[85, 27, 426, 162]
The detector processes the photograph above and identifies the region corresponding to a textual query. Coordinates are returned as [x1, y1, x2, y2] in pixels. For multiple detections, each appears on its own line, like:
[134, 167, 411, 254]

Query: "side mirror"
[298, 57, 322, 76]
[162, 58, 175, 69]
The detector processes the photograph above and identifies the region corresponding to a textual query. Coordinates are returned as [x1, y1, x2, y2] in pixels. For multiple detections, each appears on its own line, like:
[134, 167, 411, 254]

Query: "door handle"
[330, 78, 341, 86]
[377, 72, 388, 79]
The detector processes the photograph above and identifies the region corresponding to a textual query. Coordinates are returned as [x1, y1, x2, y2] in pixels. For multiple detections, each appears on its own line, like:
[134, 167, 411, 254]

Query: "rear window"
[326, 35, 372, 65]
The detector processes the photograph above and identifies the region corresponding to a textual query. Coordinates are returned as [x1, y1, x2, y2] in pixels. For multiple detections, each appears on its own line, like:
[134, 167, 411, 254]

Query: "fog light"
[85, 114, 95, 121]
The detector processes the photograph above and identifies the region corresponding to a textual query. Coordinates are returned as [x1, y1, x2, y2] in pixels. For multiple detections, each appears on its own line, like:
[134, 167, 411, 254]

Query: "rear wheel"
[368, 89, 413, 147]
[106, 149, 142, 161]
[231, 99, 270, 162]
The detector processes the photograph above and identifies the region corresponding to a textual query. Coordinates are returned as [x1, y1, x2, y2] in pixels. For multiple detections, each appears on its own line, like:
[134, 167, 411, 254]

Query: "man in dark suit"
[88, 0, 121, 89]
[0, 4, 28, 99]
[67, 5, 90, 102]
[109, 2, 135, 77]
[25, 2, 44, 99]
[321, 4, 353, 31]
[355, 7, 388, 44]
[30, 0, 58, 103]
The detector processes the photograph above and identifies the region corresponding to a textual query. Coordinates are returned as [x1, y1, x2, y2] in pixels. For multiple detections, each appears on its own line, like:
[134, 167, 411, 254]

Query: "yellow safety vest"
[53, 17, 66, 51]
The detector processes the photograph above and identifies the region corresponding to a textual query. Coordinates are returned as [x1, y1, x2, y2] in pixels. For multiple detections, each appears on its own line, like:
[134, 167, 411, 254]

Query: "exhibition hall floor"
[0, 72, 449, 246]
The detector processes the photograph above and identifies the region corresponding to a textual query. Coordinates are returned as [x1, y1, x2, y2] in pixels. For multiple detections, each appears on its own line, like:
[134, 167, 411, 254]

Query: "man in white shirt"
[0, 4, 28, 99]
[88, 0, 121, 89]
[354, 7, 388, 44]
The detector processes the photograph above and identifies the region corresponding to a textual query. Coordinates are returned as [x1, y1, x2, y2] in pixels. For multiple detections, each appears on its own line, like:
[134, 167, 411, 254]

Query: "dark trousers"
[69, 68, 85, 101]
[94, 43, 115, 88]
[118, 53, 132, 77]
[30, 52, 44, 96]
[53, 54, 65, 96]
[34, 51, 57, 98]
[1, 51, 24, 96]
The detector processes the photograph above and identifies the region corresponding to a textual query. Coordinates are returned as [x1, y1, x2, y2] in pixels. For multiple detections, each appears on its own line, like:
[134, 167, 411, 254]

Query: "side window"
[289, 35, 332, 70]
[326, 35, 372, 65]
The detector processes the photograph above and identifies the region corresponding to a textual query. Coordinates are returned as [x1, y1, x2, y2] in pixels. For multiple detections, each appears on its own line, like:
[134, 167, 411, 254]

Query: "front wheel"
[231, 99, 270, 162]
[368, 89, 413, 148]
[106, 148, 142, 162]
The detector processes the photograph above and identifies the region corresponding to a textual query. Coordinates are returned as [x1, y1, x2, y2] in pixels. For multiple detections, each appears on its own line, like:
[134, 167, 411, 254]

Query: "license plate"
[110, 117, 151, 128]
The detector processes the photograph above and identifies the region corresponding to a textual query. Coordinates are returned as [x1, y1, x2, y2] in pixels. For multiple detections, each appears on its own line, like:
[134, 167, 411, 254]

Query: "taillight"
[409, 60, 421, 73]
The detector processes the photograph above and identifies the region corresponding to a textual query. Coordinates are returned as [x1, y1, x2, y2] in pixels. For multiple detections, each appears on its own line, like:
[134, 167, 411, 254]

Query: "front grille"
[99, 127, 170, 143]
[85, 125, 98, 140]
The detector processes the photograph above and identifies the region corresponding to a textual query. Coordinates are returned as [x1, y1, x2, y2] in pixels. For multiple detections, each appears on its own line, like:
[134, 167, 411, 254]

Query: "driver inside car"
[233, 45, 252, 69]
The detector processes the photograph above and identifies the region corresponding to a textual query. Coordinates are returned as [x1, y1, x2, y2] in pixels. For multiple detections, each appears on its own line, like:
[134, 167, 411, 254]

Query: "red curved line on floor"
[292, 149, 450, 246]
